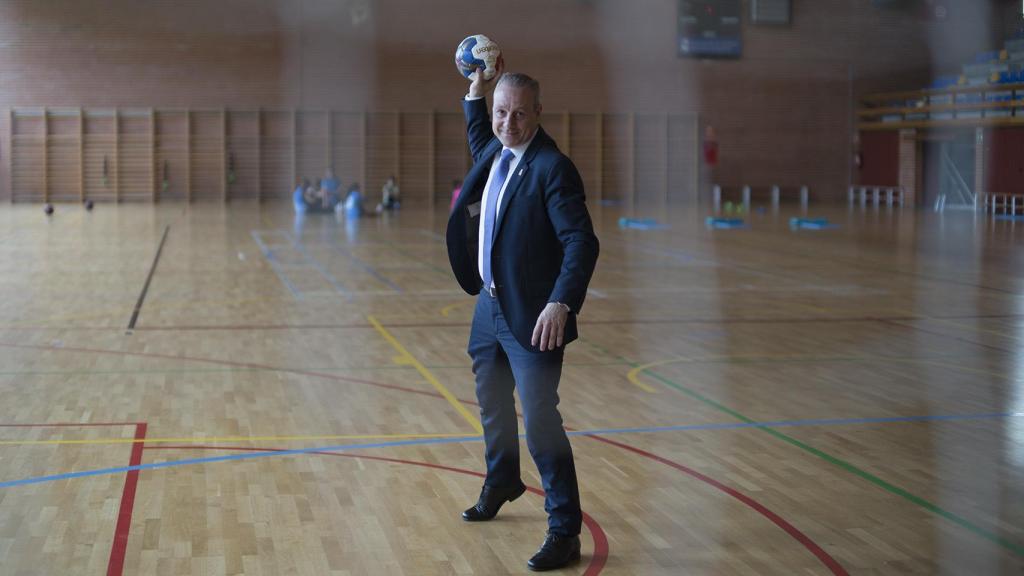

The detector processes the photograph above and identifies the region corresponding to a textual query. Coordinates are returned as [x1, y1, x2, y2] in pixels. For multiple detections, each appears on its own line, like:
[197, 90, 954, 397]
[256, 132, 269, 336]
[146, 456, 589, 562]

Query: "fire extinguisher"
[703, 126, 718, 167]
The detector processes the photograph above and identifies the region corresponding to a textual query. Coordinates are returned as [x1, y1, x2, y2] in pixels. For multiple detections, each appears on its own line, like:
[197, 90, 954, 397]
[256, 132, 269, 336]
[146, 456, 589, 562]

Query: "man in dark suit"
[446, 62, 599, 572]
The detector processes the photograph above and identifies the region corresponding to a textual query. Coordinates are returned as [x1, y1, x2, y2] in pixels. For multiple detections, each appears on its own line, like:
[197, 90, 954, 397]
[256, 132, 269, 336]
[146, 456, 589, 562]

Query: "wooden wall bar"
[9, 107, 697, 210]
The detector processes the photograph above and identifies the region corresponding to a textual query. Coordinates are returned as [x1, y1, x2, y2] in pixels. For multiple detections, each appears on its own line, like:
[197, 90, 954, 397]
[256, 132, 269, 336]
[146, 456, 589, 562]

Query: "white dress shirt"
[468, 95, 537, 287]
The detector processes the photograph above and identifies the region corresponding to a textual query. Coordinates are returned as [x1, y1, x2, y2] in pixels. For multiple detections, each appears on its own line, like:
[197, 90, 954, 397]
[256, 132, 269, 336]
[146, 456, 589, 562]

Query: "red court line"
[4, 312, 1024, 333]
[584, 434, 849, 576]
[107, 422, 147, 576]
[132, 323, 376, 331]
[146, 445, 609, 576]
[0, 422, 143, 427]
[0, 342, 847, 574]
[0, 421, 147, 576]
[0, 326, 123, 331]
[0, 341, 440, 399]
[119, 315, 956, 331]
[147, 433, 846, 574]
[124, 317, 891, 331]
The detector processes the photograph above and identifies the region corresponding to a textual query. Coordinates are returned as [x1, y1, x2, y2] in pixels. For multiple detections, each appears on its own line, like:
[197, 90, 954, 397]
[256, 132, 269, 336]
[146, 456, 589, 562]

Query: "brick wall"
[0, 0, 997, 204]
[898, 129, 919, 206]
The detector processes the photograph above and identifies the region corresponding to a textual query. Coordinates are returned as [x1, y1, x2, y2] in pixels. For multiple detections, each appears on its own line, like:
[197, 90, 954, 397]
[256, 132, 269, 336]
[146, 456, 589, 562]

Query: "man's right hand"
[467, 55, 504, 99]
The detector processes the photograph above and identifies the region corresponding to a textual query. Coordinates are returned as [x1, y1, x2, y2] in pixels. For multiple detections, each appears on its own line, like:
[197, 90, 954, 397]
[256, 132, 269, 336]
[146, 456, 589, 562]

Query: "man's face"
[492, 84, 541, 149]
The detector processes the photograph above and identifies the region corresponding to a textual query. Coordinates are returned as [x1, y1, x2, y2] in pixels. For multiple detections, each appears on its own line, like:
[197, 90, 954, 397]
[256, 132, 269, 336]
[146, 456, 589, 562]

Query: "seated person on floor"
[376, 175, 401, 212]
[344, 182, 365, 217]
[293, 178, 312, 212]
[300, 178, 340, 213]
[321, 168, 341, 207]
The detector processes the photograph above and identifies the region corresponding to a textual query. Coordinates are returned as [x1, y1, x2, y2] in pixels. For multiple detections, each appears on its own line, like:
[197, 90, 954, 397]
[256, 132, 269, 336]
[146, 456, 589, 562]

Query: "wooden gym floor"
[0, 201, 1021, 575]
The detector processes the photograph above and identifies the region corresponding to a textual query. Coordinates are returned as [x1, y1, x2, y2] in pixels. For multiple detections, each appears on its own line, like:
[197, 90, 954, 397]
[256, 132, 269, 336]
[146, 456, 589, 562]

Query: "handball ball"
[455, 34, 501, 80]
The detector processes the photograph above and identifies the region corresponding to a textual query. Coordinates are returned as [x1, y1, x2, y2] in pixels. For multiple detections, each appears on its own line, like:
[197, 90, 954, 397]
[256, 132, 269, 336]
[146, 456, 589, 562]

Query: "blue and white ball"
[455, 34, 501, 80]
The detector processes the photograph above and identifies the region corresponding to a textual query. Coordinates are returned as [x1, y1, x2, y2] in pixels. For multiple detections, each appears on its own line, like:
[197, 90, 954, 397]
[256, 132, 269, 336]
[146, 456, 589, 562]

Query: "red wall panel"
[858, 130, 900, 187]
[985, 127, 1024, 195]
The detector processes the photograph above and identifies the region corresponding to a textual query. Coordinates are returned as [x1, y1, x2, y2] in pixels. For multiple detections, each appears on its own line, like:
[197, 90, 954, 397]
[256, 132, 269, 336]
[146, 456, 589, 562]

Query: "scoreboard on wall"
[678, 0, 742, 58]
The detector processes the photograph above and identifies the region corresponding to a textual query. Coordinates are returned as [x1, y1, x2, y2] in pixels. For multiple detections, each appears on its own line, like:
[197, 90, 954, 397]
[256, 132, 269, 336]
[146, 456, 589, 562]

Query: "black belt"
[484, 285, 497, 297]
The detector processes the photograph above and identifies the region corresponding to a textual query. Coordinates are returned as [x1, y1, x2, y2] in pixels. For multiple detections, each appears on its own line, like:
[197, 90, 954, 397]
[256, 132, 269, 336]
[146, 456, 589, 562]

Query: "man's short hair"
[496, 72, 541, 110]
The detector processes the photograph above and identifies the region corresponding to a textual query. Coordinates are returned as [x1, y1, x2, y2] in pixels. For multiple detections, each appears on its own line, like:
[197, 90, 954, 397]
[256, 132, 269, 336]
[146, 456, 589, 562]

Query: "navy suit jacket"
[447, 97, 599, 350]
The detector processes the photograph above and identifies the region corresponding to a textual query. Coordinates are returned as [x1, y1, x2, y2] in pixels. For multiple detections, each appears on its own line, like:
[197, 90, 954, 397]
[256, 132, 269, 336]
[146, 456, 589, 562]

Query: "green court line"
[642, 368, 1024, 557]
[636, 352, 1001, 368]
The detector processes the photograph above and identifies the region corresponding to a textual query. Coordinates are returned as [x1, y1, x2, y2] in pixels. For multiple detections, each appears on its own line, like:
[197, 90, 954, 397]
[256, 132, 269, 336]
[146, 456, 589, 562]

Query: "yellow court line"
[626, 360, 672, 393]
[440, 300, 473, 318]
[0, 431, 475, 447]
[626, 352, 904, 393]
[367, 315, 484, 434]
[626, 354, 884, 393]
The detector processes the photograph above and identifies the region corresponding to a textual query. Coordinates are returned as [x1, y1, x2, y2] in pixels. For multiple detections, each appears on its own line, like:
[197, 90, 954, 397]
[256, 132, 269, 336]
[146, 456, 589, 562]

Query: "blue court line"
[0, 436, 479, 489]
[0, 411, 1019, 491]
[327, 242, 404, 293]
[249, 231, 302, 299]
[284, 232, 353, 300]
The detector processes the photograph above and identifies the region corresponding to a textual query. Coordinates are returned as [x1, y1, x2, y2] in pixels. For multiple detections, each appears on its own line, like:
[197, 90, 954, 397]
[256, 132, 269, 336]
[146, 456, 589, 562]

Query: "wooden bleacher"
[860, 36, 1024, 130]
[858, 82, 1024, 130]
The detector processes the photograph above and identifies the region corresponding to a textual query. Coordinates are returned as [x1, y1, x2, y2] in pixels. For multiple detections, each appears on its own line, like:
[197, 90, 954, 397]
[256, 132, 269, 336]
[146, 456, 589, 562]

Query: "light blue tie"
[482, 148, 515, 289]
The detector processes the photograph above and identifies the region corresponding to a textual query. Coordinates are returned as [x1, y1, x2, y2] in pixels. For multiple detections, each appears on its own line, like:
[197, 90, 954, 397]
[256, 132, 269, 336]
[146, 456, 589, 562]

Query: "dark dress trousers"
[446, 97, 599, 536]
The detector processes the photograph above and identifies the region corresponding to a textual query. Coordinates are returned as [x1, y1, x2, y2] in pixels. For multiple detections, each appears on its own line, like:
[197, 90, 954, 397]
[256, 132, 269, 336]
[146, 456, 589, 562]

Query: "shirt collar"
[504, 128, 538, 160]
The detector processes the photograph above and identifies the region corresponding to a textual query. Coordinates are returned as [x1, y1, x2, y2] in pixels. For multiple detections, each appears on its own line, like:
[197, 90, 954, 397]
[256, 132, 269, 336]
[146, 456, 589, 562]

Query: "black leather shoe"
[461, 483, 527, 521]
[527, 532, 581, 571]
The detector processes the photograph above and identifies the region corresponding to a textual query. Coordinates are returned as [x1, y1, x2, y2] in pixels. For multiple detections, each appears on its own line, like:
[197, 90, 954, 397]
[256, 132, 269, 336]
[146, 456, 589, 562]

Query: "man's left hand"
[532, 303, 568, 351]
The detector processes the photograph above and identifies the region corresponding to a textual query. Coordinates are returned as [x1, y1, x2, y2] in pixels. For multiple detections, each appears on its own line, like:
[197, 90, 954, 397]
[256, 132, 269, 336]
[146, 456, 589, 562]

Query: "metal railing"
[712, 184, 809, 213]
[982, 192, 1024, 215]
[847, 186, 905, 208]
